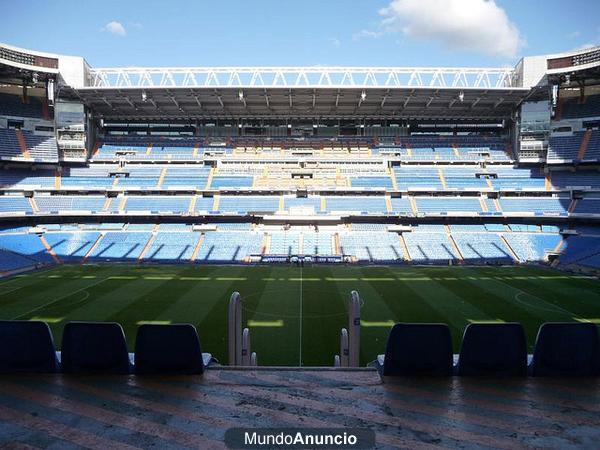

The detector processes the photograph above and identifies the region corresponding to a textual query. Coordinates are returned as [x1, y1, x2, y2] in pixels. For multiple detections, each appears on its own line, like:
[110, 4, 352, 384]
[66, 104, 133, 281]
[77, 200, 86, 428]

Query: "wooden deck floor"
[0, 368, 599, 449]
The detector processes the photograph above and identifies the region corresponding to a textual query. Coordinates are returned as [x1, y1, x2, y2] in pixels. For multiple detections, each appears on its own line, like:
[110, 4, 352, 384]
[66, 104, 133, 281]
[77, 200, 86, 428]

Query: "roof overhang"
[75, 85, 529, 121]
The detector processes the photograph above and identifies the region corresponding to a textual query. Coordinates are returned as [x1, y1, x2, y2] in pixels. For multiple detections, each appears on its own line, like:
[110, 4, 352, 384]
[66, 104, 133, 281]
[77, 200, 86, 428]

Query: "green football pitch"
[0, 264, 599, 366]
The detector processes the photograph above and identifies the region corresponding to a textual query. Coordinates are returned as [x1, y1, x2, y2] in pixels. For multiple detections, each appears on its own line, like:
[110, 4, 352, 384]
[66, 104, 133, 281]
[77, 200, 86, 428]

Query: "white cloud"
[566, 31, 581, 39]
[101, 21, 126, 36]
[352, 29, 384, 41]
[377, 0, 524, 58]
[329, 37, 341, 48]
[572, 42, 599, 51]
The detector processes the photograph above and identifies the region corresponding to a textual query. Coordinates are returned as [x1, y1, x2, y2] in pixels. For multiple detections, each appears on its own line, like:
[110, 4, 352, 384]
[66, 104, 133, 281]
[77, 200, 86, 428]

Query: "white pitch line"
[12, 276, 109, 320]
[299, 264, 303, 367]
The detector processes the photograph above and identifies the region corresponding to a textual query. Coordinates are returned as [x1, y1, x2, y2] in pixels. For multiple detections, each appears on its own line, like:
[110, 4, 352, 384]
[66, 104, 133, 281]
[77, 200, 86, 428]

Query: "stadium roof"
[3, 42, 596, 121]
[70, 66, 527, 121]
[73, 84, 528, 121]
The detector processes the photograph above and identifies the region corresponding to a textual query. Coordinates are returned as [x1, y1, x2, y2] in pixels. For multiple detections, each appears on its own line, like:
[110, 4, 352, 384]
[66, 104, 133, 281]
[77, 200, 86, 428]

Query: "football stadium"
[1, 2, 600, 447]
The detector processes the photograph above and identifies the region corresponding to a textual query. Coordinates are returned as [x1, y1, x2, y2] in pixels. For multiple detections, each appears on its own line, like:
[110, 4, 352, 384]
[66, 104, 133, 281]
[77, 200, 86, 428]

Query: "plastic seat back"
[383, 323, 453, 376]
[135, 324, 204, 374]
[61, 321, 130, 374]
[458, 323, 527, 376]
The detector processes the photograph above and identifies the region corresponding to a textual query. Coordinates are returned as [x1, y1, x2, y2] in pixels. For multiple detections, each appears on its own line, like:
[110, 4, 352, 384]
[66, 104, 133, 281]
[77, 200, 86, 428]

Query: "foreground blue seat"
[134, 324, 208, 374]
[376, 323, 453, 376]
[530, 322, 599, 376]
[0, 320, 59, 373]
[457, 323, 527, 376]
[61, 322, 131, 374]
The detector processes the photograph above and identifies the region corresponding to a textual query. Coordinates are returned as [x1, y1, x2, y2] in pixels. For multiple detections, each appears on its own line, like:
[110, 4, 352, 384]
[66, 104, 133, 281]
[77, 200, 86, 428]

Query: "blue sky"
[0, 0, 598, 68]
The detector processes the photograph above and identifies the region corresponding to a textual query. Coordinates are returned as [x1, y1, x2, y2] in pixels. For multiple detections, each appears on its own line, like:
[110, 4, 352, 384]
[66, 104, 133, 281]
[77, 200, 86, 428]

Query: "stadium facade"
[0, 42, 600, 271]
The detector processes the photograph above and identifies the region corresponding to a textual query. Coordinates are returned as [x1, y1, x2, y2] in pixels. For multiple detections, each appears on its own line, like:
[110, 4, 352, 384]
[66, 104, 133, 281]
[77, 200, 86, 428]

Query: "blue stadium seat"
[530, 322, 599, 376]
[379, 323, 453, 376]
[134, 324, 205, 374]
[457, 323, 527, 376]
[0, 320, 59, 373]
[61, 321, 131, 374]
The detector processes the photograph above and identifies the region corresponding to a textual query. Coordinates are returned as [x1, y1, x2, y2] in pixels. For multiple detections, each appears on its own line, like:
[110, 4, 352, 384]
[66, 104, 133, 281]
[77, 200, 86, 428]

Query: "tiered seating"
[574, 197, 600, 215]
[394, 166, 442, 190]
[391, 136, 510, 162]
[490, 167, 546, 190]
[0, 168, 55, 188]
[453, 233, 513, 263]
[144, 232, 200, 262]
[269, 231, 301, 255]
[209, 176, 254, 189]
[415, 197, 482, 214]
[35, 195, 106, 213]
[351, 223, 388, 231]
[561, 94, 600, 119]
[558, 233, 600, 268]
[88, 232, 151, 261]
[162, 166, 210, 189]
[22, 131, 59, 162]
[113, 196, 192, 213]
[403, 230, 460, 262]
[0, 196, 33, 213]
[502, 233, 562, 262]
[218, 196, 279, 213]
[443, 166, 489, 189]
[0, 93, 45, 118]
[196, 231, 262, 262]
[0, 128, 22, 159]
[61, 165, 118, 189]
[116, 166, 161, 188]
[585, 130, 600, 161]
[547, 132, 583, 161]
[499, 197, 570, 215]
[0, 233, 53, 264]
[349, 176, 393, 189]
[302, 232, 334, 255]
[44, 232, 101, 261]
[551, 170, 600, 189]
[94, 140, 219, 161]
[326, 196, 387, 214]
[0, 249, 38, 272]
[193, 196, 217, 212]
[150, 145, 195, 159]
[340, 231, 403, 262]
[94, 144, 148, 160]
[390, 197, 412, 214]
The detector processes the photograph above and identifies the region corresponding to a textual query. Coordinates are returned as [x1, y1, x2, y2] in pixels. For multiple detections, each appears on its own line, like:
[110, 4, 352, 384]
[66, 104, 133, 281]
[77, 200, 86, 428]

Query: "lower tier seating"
[1, 224, 599, 270]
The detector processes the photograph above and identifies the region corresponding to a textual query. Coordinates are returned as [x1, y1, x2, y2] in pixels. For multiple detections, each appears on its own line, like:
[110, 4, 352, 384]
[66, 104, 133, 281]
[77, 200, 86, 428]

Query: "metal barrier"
[228, 291, 257, 366]
[334, 290, 361, 367]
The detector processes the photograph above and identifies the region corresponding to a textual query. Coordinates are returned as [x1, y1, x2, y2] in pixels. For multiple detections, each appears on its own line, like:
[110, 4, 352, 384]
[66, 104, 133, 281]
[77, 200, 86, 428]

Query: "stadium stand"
[560, 94, 600, 119]
[144, 231, 200, 262]
[88, 232, 151, 261]
[0, 93, 46, 119]
[339, 231, 403, 262]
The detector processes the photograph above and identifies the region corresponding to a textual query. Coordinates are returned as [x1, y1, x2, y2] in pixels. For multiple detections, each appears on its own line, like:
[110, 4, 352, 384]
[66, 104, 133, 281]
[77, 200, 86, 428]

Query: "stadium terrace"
[0, 41, 600, 447]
